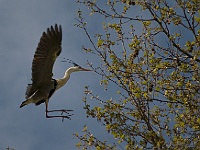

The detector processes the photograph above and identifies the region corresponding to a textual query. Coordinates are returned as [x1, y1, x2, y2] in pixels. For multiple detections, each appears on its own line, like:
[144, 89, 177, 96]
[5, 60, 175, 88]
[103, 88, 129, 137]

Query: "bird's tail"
[20, 98, 33, 108]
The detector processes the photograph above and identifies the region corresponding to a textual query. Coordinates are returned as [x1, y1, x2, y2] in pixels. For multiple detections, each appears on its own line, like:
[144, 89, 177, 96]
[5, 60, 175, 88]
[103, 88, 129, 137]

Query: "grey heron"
[20, 24, 91, 120]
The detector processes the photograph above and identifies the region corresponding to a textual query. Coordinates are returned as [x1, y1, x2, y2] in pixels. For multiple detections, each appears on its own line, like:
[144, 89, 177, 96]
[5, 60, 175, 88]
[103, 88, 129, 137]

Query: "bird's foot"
[46, 109, 74, 122]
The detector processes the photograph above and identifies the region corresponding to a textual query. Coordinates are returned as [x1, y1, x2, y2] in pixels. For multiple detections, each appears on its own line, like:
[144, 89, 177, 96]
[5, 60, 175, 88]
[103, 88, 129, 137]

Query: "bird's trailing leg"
[45, 102, 73, 122]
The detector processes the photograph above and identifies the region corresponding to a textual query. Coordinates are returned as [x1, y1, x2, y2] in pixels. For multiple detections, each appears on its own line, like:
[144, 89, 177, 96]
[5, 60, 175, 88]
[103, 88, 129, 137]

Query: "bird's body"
[21, 79, 56, 107]
[20, 24, 91, 120]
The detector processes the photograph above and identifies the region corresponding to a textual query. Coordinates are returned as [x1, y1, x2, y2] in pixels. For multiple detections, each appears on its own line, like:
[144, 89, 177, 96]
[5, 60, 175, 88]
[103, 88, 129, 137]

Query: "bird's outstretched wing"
[26, 24, 62, 98]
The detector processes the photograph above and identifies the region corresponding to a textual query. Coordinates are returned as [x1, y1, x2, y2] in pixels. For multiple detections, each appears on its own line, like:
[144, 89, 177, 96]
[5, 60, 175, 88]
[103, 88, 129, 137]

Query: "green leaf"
[97, 39, 104, 47]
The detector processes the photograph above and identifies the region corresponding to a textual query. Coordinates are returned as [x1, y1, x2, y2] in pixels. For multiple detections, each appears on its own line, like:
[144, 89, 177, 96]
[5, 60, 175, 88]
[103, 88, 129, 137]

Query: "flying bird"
[20, 24, 92, 120]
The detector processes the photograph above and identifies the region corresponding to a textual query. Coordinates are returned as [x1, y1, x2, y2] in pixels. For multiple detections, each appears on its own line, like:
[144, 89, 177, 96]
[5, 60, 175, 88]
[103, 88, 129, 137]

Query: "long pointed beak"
[81, 67, 93, 71]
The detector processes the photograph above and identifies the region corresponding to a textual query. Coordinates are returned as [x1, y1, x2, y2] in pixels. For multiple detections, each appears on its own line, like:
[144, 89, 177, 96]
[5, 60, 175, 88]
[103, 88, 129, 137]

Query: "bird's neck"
[56, 68, 73, 90]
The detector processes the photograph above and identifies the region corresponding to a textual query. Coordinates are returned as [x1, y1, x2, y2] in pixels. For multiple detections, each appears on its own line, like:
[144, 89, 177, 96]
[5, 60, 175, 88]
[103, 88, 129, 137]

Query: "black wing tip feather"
[49, 24, 61, 33]
[55, 24, 62, 41]
[46, 24, 62, 42]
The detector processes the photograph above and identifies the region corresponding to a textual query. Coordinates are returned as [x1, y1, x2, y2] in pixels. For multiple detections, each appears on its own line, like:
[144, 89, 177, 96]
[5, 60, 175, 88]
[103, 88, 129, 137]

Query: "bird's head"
[69, 65, 92, 72]
[62, 59, 92, 74]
